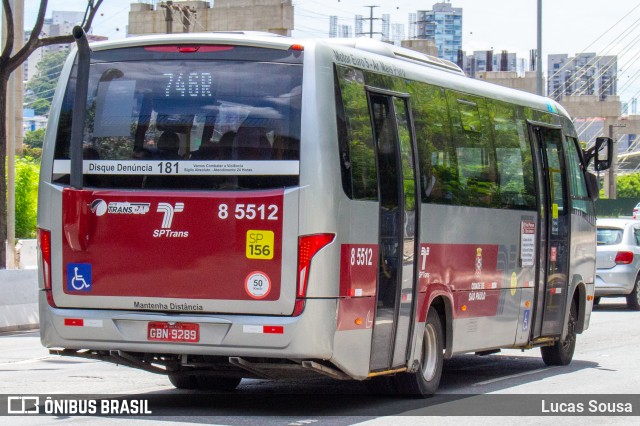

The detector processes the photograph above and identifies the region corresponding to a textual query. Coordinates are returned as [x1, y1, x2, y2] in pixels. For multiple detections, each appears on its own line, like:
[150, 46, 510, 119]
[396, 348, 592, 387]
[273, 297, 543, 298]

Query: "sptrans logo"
[153, 202, 189, 238]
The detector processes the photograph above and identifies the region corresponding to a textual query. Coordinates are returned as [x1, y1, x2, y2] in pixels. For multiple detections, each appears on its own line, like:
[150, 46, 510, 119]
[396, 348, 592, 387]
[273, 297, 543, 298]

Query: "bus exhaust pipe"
[69, 26, 91, 189]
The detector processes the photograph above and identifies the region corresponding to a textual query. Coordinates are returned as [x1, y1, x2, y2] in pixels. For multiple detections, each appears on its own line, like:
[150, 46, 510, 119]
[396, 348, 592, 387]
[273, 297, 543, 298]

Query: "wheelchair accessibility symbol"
[67, 263, 92, 292]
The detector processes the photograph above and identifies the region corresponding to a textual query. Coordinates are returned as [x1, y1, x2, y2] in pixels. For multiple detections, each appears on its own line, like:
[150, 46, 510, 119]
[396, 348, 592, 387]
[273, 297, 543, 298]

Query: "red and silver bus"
[37, 28, 612, 396]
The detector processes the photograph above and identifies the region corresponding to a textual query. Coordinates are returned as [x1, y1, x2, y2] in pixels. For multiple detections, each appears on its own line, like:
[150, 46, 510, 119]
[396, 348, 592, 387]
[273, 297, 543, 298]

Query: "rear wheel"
[196, 376, 242, 391]
[392, 309, 444, 397]
[626, 276, 640, 311]
[168, 373, 242, 391]
[364, 376, 397, 395]
[168, 373, 199, 389]
[541, 299, 577, 366]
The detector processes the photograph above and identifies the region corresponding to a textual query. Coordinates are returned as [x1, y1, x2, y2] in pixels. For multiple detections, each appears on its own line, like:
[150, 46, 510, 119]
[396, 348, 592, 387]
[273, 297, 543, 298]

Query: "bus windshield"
[53, 48, 303, 190]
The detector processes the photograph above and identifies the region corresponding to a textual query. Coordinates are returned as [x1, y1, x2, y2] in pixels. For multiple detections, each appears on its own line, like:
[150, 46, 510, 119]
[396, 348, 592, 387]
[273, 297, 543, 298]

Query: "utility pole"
[359, 5, 381, 38]
[161, 1, 174, 34]
[607, 123, 626, 199]
[536, 0, 543, 96]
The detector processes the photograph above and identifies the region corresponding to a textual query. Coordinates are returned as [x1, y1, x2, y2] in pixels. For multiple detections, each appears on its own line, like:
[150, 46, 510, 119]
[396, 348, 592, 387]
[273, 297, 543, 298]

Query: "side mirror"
[584, 137, 613, 171]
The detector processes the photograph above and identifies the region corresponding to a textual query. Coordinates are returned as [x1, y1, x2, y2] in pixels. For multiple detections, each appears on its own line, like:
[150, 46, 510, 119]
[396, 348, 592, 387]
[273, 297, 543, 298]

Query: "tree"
[0, 0, 104, 268]
[617, 173, 640, 198]
[22, 128, 45, 159]
[23, 128, 46, 149]
[25, 50, 68, 115]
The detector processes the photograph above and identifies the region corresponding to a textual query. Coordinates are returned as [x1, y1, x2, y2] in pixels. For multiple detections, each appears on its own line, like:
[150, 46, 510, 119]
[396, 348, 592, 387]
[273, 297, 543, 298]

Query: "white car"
[596, 218, 640, 310]
[634, 202, 640, 219]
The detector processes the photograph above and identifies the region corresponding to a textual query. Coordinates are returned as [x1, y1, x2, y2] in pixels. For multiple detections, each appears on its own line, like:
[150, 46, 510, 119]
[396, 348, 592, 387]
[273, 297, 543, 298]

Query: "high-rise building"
[382, 14, 390, 41]
[408, 13, 417, 40]
[355, 15, 364, 37]
[330, 16, 338, 38]
[547, 53, 617, 101]
[415, 2, 462, 63]
[391, 24, 405, 46]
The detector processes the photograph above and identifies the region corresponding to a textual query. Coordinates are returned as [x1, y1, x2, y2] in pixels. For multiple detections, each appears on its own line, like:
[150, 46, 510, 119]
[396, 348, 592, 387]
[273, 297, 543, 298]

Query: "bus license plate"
[147, 322, 199, 343]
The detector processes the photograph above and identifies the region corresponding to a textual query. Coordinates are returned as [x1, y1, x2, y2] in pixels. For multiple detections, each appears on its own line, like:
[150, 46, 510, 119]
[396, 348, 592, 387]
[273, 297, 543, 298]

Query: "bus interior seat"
[233, 126, 272, 160]
[272, 135, 298, 160]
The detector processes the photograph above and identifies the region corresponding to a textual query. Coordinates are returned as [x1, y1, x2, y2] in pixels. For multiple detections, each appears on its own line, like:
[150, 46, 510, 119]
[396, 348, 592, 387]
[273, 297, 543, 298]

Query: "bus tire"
[393, 309, 443, 398]
[365, 376, 397, 395]
[168, 373, 199, 389]
[196, 376, 242, 392]
[541, 299, 577, 366]
[626, 275, 640, 311]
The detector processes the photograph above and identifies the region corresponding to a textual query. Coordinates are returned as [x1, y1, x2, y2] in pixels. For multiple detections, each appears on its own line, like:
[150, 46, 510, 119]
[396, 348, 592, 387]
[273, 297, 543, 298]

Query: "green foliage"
[25, 51, 68, 115]
[24, 128, 46, 149]
[30, 98, 51, 116]
[616, 173, 640, 198]
[14, 157, 40, 238]
[22, 128, 46, 160]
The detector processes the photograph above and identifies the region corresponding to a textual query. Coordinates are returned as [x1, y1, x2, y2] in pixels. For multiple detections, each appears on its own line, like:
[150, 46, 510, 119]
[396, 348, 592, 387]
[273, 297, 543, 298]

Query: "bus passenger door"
[367, 91, 420, 371]
[529, 124, 570, 338]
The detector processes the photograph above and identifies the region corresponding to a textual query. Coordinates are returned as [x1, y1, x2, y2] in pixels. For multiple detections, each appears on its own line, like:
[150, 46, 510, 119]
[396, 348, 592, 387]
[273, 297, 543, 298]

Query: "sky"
[16, 0, 640, 103]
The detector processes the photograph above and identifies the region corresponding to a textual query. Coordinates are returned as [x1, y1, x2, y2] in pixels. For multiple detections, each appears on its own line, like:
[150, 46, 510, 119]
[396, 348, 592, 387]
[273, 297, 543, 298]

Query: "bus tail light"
[615, 251, 633, 264]
[294, 234, 335, 316]
[37, 228, 56, 307]
[144, 45, 234, 53]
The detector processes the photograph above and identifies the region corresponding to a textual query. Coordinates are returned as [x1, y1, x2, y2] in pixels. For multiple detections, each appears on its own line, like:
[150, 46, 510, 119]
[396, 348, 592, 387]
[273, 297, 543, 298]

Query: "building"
[401, 39, 438, 57]
[128, 0, 294, 37]
[355, 15, 364, 37]
[408, 13, 417, 40]
[415, 2, 462, 63]
[547, 53, 617, 102]
[463, 50, 525, 79]
[475, 71, 538, 95]
[390, 24, 405, 46]
[23, 109, 48, 135]
[329, 16, 338, 38]
[24, 11, 106, 83]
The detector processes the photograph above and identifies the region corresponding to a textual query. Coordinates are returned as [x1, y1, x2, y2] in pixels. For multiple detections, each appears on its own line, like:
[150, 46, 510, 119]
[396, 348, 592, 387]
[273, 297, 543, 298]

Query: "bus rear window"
[53, 50, 302, 190]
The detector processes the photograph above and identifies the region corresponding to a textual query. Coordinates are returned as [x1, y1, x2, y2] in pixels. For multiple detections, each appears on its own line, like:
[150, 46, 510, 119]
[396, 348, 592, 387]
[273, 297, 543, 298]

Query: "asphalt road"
[0, 297, 638, 425]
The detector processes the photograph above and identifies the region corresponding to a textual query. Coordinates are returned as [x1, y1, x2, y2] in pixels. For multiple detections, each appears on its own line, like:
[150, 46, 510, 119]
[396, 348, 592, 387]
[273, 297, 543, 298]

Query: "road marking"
[474, 366, 560, 386]
[0, 356, 54, 366]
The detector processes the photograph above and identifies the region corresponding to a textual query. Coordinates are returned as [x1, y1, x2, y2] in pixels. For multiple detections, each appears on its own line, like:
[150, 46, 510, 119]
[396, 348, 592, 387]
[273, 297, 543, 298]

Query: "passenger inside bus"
[191, 130, 237, 161]
[157, 131, 181, 159]
[233, 125, 272, 160]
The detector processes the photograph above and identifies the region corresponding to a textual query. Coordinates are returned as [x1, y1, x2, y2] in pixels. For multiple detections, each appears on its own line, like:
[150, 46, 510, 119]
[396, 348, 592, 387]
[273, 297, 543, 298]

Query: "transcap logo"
[154, 202, 188, 238]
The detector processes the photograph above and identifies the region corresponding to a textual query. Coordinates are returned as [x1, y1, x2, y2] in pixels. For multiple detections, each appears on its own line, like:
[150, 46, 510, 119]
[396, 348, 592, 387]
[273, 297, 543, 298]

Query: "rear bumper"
[595, 268, 636, 296]
[39, 292, 336, 360]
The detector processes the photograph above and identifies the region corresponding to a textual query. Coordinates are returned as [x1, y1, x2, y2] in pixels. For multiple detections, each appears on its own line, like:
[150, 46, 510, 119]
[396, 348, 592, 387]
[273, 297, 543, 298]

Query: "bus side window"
[447, 90, 498, 208]
[405, 82, 455, 204]
[563, 136, 593, 216]
[334, 65, 378, 201]
[489, 100, 536, 210]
